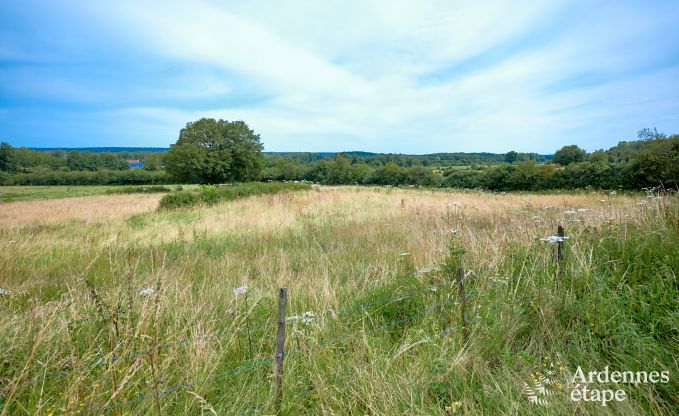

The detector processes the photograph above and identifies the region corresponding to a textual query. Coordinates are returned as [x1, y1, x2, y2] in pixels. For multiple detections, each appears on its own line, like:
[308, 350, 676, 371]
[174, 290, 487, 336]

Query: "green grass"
[158, 181, 312, 209]
[104, 185, 174, 195]
[0, 185, 185, 202]
[0, 188, 677, 415]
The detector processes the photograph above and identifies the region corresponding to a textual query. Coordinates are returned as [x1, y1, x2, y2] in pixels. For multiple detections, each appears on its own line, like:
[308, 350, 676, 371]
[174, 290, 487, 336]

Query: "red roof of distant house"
[127, 159, 140, 163]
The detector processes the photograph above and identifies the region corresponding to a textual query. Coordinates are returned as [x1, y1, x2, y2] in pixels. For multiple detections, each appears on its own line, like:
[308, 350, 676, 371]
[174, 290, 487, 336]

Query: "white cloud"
[3, 0, 678, 151]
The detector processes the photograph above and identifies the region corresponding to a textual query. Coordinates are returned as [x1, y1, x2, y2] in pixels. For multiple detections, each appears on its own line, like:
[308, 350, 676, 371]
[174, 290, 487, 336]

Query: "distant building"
[127, 159, 143, 169]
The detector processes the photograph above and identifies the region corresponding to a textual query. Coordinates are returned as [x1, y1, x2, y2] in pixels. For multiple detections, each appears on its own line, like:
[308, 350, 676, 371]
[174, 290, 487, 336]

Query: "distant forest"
[1, 128, 677, 191]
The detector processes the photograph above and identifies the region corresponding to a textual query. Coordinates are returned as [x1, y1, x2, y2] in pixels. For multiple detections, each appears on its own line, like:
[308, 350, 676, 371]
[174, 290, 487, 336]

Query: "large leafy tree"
[627, 134, 679, 188]
[552, 145, 587, 166]
[0, 142, 16, 172]
[504, 150, 519, 164]
[164, 118, 264, 183]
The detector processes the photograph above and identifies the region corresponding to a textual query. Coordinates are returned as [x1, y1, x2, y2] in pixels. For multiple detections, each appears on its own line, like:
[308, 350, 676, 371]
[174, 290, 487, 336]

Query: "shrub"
[158, 181, 311, 209]
[105, 185, 172, 194]
[158, 190, 201, 209]
[198, 185, 221, 205]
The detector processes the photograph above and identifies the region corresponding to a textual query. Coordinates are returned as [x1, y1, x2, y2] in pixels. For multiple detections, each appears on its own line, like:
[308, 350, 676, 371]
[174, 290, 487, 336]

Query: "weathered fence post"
[458, 267, 468, 342]
[274, 288, 288, 415]
[556, 225, 564, 263]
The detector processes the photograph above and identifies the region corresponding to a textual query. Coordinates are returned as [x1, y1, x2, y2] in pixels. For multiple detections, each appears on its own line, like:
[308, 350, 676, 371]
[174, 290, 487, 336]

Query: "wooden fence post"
[556, 225, 564, 263]
[458, 267, 468, 342]
[274, 288, 288, 415]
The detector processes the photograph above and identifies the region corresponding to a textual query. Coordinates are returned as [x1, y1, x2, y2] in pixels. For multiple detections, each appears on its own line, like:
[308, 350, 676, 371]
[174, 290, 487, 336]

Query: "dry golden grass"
[0, 193, 162, 226]
[1, 186, 675, 415]
[0, 187, 644, 299]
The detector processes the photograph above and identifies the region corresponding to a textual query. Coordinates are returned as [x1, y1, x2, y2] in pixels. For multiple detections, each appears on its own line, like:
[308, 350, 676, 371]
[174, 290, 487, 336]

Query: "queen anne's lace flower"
[287, 311, 316, 325]
[541, 236, 569, 244]
[0, 288, 11, 296]
[139, 288, 154, 296]
[301, 311, 316, 325]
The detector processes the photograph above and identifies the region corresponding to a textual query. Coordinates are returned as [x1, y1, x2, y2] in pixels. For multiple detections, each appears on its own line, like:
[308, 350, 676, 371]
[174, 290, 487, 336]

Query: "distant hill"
[26, 147, 551, 165]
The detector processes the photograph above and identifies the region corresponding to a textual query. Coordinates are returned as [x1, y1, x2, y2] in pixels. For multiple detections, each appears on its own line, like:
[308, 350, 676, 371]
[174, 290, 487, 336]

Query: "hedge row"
[0, 170, 170, 185]
[158, 182, 312, 209]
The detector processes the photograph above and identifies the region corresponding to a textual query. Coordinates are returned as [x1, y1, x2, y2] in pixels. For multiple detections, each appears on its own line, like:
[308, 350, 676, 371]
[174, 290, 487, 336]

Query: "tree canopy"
[163, 118, 264, 184]
[0, 142, 16, 172]
[552, 145, 587, 166]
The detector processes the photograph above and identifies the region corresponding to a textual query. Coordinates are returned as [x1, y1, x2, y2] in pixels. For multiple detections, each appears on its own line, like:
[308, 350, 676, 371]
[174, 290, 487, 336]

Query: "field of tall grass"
[1, 186, 677, 415]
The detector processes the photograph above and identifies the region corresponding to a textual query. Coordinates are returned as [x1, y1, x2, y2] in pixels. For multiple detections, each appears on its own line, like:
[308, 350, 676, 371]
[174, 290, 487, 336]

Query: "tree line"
[0, 144, 167, 173]
[259, 129, 678, 191]
[1, 121, 677, 191]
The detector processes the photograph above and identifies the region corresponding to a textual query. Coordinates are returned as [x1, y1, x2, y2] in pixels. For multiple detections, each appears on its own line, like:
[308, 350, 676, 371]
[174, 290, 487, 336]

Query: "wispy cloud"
[0, 0, 677, 152]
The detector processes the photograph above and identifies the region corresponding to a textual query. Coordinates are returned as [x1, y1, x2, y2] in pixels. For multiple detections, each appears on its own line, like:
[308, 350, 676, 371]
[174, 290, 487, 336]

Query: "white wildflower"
[429, 286, 438, 292]
[448, 229, 458, 234]
[609, 191, 617, 196]
[577, 208, 589, 212]
[563, 210, 576, 215]
[139, 288, 154, 296]
[0, 288, 11, 296]
[416, 265, 440, 275]
[399, 252, 411, 257]
[637, 202, 646, 205]
[301, 311, 316, 325]
[9, 240, 16, 244]
[541, 236, 569, 244]
[286, 315, 301, 323]
[542, 205, 553, 210]
[233, 285, 248, 296]
[226, 307, 237, 315]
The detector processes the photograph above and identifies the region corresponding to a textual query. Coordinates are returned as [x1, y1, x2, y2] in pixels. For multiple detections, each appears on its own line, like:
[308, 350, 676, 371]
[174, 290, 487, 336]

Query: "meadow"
[0, 185, 176, 203]
[0, 185, 677, 415]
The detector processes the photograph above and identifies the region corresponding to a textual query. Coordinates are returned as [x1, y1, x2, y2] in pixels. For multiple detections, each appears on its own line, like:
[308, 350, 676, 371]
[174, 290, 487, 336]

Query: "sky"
[0, 0, 678, 154]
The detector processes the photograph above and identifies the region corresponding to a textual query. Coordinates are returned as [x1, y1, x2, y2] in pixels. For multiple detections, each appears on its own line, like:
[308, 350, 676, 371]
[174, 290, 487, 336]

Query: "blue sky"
[1, 0, 678, 153]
